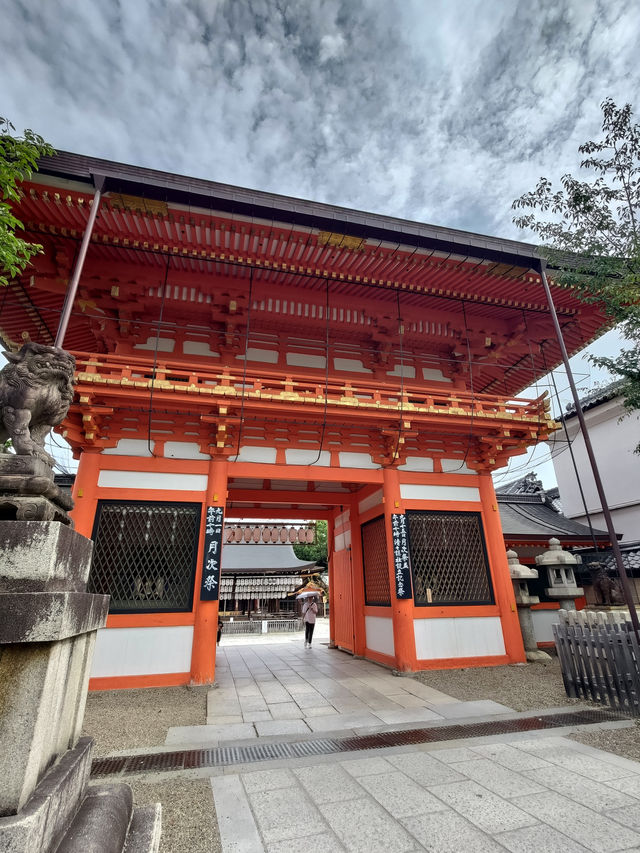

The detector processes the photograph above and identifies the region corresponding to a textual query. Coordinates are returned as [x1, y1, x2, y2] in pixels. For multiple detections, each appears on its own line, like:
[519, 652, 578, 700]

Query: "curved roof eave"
[36, 150, 544, 272]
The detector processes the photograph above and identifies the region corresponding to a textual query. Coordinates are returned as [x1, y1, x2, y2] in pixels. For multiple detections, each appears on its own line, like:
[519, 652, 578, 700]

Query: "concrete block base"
[0, 738, 161, 853]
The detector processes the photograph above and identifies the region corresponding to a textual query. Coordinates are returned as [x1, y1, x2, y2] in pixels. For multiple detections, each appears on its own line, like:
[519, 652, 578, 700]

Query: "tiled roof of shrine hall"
[221, 544, 317, 574]
[496, 491, 610, 545]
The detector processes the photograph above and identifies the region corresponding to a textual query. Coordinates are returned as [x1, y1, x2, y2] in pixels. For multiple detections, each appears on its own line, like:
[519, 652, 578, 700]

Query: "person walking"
[302, 596, 318, 648]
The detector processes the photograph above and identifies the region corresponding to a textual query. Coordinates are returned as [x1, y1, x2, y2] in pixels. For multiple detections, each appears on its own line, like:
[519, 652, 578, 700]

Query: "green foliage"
[293, 520, 328, 569]
[0, 117, 55, 287]
[512, 98, 640, 448]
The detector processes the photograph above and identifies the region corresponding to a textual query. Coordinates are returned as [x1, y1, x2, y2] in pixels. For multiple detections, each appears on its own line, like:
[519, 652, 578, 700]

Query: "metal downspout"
[538, 260, 640, 639]
[54, 174, 105, 348]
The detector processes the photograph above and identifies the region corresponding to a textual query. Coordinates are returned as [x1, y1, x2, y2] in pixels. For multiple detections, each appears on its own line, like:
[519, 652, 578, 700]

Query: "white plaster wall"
[365, 616, 395, 656]
[135, 336, 175, 352]
[183, 340, 219, 357]
[422, 368, 451, 382]
[358, 489, 383, 515]
[399, 457, 434, 472]
[387, 364, 416, 379]
[532, 609, 559, 645]
[339, 452, 378, 469]
[414, 617, 505, 660]
[98, 471, 208, 491]
[164, 441, 209, 460]
[400, 484, 480, 502]
[286, 352, 326, 369]
[335, 509, 350, 528]
[237, 347, 278, 363]
[285, 449, 331, 466]
[441, 459, 475, 474]
[235, 445, 277, 464]
[91, 626, 194, 677]
[335, 530, 352, 551]
[553, 398, 640, 541]
[334, 358, 372, 373]
[103, 439, 154, 456]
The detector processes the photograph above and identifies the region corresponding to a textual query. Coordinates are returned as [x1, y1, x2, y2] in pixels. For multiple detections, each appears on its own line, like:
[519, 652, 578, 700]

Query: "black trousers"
[304, 621, 315, 644]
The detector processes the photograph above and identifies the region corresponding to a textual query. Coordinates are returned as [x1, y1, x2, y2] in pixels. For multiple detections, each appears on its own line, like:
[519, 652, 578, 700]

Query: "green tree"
[512, 98, 640, 446]
[1, 117, 54, 287]
[293, 520, 328, 569]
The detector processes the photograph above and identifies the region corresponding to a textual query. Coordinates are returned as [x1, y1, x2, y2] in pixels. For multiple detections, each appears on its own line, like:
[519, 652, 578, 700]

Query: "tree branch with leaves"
[512, 98, 640, 448]
[0, 117, 55, 288]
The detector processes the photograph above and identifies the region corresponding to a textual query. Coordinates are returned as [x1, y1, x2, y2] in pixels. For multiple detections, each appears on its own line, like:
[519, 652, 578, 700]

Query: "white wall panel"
[399, 457, 434, 472]
[237, 348, 278, 363]
[286, 352, 326, 369]
[98, 470, 208, 491]
[414, 617, 505, 660]
[339, 452, 378, 469]
[164, 441, 209, 460]
[400, 484, 480, 502]
[91, 626, 194, 677]
[365, 616, 395, 656]
[183, 340, 219, 357]
[358, 489, 383, 515]
[285, 449, 331, 466]
[441, 459, 475, 475]
[236, 445, 277, 463]
[135, 336, 175, 352]
[103, 439, 154, 457]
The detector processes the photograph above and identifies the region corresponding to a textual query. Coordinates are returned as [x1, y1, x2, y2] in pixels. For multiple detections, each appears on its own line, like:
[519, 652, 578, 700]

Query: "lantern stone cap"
[535, 537, 578, 567]
[506, 549, 538, 580]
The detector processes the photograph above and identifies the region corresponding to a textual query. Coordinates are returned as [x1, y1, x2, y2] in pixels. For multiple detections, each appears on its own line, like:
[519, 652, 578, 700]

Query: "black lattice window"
[89, 501, 201, 613]
[406, 511, 494, 606]
[361, 515, 391, 606]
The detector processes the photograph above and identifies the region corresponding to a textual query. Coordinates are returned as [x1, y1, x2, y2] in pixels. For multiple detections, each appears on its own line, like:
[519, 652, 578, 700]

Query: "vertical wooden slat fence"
[554, 609, 640, 716]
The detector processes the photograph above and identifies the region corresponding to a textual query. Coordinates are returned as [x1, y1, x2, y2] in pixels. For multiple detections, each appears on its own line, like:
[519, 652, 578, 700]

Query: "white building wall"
[91, 626, 194, 677]
[365, 616, 395, 656]
[414, 617, 505, 660]
[553, 397, 640, 541]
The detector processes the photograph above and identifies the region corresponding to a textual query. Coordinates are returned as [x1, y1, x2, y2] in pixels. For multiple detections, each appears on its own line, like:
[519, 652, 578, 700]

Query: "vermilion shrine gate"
[2, 152, 608, 688]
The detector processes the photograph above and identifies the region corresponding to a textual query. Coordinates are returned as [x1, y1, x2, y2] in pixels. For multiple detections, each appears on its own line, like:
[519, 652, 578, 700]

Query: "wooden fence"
[553, 609, 640, 716]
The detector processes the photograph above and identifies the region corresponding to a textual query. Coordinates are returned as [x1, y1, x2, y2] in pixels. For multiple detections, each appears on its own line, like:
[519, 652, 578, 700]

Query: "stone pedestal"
[0, 521, 161, 851]
[507, 549, 551, 663]
[0, 456, 73, 525]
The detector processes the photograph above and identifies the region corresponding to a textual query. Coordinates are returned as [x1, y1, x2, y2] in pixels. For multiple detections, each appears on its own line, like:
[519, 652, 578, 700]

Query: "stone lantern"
[507, 549, 550, 662]
[535, 537, 583, 611]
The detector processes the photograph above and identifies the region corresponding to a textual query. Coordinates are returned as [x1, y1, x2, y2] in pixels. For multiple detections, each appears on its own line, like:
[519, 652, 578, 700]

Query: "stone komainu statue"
[0, 342, 75, 466]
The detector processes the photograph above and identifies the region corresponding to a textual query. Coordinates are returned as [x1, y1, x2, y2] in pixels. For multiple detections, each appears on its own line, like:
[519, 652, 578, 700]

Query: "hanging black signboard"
[391, 513, 413, 599]
[200, 505, 224, 601]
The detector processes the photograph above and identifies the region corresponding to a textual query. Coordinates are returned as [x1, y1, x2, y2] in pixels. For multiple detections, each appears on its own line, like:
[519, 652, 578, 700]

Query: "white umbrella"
[296, 589, 320, 599]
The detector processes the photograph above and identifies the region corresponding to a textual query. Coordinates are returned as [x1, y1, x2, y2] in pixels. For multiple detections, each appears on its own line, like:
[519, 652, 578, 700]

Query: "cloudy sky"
[3, 0, 639, 239]
[2, 0, 637, 482]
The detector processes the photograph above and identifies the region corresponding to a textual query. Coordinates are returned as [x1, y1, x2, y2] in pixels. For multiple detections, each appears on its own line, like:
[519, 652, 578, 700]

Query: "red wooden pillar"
[190, 458, 228, 684]
[477, 473, 525, 663]
[70, 451, 101, 537]
[327, 514, 337, 647]
[383, 469, 417, 671]
[349, 500, 367, 656]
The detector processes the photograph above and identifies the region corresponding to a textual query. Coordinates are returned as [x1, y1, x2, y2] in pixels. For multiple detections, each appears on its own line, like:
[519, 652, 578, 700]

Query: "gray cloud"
[1, 0, 639, 239]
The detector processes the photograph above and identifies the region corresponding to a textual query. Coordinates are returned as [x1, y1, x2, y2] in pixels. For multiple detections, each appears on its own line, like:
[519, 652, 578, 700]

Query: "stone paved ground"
[211, 735, 640, 852]
[86, 623, 640, 852]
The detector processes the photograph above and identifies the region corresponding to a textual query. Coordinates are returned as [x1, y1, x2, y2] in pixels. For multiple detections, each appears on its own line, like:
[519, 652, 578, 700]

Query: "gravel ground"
[127, 778, 220, 853]
[414, 657, 579, 711]
[414, 657, 640, 760]
[82, 685, 208, 756]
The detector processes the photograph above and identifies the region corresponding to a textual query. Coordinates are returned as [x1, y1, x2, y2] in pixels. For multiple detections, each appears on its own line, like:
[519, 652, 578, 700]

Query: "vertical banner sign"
[391, 513, 412, 599]
[200, 506, 224, 601]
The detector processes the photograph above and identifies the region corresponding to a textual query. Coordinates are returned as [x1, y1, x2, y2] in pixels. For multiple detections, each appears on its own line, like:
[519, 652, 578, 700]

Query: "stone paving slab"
[210, 734, 640, 853]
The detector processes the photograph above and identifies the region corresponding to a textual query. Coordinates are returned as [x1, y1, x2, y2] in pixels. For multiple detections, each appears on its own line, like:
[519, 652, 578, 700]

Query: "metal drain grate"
[90, 707, 628, 778]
